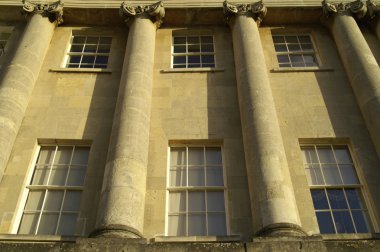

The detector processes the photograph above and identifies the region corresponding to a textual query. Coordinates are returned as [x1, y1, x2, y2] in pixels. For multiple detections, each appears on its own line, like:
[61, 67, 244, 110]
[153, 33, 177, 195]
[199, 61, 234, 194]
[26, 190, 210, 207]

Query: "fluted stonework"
[0, 0, 62, 181]
[93, 1, 164, 238]
[322, 0, 380, 161]
[223, 1, 305, 237]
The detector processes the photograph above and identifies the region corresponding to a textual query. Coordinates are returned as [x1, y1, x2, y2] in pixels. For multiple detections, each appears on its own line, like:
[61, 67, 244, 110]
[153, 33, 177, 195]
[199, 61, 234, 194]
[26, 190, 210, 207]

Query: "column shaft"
[326, 13, 380, 159]
[94, 16, 156, 238]
[0, 13, 55, 180]
[230, 15, 303, 236]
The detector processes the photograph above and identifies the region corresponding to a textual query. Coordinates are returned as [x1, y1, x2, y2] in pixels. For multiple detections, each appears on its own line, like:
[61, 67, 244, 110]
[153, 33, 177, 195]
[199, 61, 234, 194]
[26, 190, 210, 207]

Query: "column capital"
[322, 0, 367, 19]
[367, 0, 380, 19]
[119, 1, 165, 28]
[22, 0, 63, 24]
[223, 0, 267, 25]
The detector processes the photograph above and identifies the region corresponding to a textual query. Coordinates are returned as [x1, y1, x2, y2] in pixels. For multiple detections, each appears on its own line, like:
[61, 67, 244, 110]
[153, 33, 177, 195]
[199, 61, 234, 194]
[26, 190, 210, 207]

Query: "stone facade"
[0, 0, 379, 251]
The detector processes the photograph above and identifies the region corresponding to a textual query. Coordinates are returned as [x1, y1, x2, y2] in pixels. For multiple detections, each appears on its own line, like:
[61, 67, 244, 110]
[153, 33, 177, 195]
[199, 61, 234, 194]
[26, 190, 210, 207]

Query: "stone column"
[223, 1, 304, 236]
[93, 2, 164, 238]
[0, 0, 62, 181]
[322, 0, 380, 160]
[367, 0, 380, 40]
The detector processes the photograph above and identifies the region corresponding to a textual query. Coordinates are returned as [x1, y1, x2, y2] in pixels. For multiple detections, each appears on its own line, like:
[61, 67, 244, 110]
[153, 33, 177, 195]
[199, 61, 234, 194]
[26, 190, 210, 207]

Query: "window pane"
[37, 147, 55, 164]
[188, 214, 206, 236]
[173, 37, 186, 44]
[188, 44, 200, 53]
[54, 147, 73, 164]
[289, 55, 303, 64]
[84, 44, 97, 53]
[201, 55, 214, 64]
[67, 167, 86, 186]
[208, 213, 226, 236]
[339, 165, 358, 184]
[86, 36, 99, 44]
[187, 36, 199, 44]
[301, 44, 313, 51]
[188, 191, 205, 212]
[169, 191, 186, 213]
[170, 168, 186, 187]
[207, 191, 225, 212]
[322, 165, 342, 185]
[188, 167, 205, 186]
[302, 148, 318, 163]
[201, 44, 214, 52]
[298, 35, 311, 43]
[70, 44, 83, 53]
[272, 36, 285, 43]
[316, 212, 335, 234]
[62, 191, 82, 212]
[95, 56, 109, 65]
[25, 190, 45, 210]
[68, 55, 81, 64]
[352, 210, 369, 233]
[334, 148, 352, 163]
[57, 214, 78, 236]
[48, 166, 68, 185]
[317, 148, 335, 163]
[311, 189, 329, 210]
[82, 56, 95, 64]
[333, 211, 355, 233]
[303, 54, 317, 64]
[200, 36, 213, 44]
[188, 55, 200, 64]
[37, 213, 59, 235]
[170, 147, 186, 166]
[205, 148, 222, 165]
[288, 44, 301, 52]
[31, 166, 49, 185]
[173, 45, 186, 53]
[44, 190, 64, 211]
[305, 164, 324, 185]
[274, 44, 287, 52]
[188, 148, 204, 165]
[168, 215, 186, 236]
[173, 56, 186, 64]
[285, 36, 298, 43]
[327, 189, 348, 209]
[99, 37, 112, 44]
[72, 36, 86, 44]
[18, 213, 39, 234]
[277, 55, 290, 63]
[345, 189, 363, 209]
[206, 167, 223, 186]
[71, 147, 89, 165]
[97, 44, 111, 53]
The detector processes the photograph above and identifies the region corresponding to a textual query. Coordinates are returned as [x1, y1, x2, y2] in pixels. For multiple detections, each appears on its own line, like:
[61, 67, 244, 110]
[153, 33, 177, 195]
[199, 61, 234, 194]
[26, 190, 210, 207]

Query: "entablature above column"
[22, 0, 64, 24]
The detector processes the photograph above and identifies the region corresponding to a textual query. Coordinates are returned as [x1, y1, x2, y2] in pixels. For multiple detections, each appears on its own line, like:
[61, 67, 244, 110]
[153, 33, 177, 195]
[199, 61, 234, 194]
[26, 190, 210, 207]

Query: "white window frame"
[64, 34, 112, 69]
[13, 143, 90, 236]
[171, 35, 216, 69]
[272, 34, 319, 68]
[301, 143, 375, 234]
[165, 144, 229, 236]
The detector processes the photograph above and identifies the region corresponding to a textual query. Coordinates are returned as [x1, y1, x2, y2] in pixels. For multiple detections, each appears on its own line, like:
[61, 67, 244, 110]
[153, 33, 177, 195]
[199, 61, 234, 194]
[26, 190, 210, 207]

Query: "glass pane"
[188, 44, 200, 53]
[82, 56, 95, 64]
[173, 56, 186, 64]
[72, 36, 86, 44]
[37, 147, 56, 164]
[285, 36, 298, 43]
[84, 44, 97, 53]
[277, 55, 289, 63]
[345, 189, 364, 209]
[298, 35, 311, 43]
[188, 55, 200, 64]
[188, 214, 206, 236]
[303, 54, 316, 64]
[71, 147, 89, 165]
[301, 44, 313, 51]
[44, 190, 64, 211]
[352, 210, 369, 233]
[206, 167, 223, 186]
[289, 54, 303, 63]
[57, 214, 77, 236]
[208, 213, 226, 236]
[95, 56, 109, 65]
[334, 148, 352, 163]
[62, 191, 82, 211]
[187, 36, 199, 44]
[173, 37, 186, 44]
[311, 189, 329, 210]
[49, 166, 68, 185]
[316, 212, 335, 234]
[188, 148, 203, 165]
[201, 36, 213, 44]
[188, 191, 205, 212]
[207, 191, 225, 212]
[25, 190, 45, 210]
[322, 165, 342, 185]
[86, 36, 99, 44]
[272, 36, 285, 43]
[54, 147, 73, 164]
[188, 167, 205, 186]
[99, 37, 112, 44]
[333, 211, 355, 233]
[170, 147, 186, 166]
[169, 191, 186, 213]
[173, 45, 186, 53]
[37, 213, 59, 235]
[288, 44, 301, 52]
[302, 148, 318, 163]
[18, 213, 39, 234]
[305, 164, 324, 185]
[170, 168, 186, 186]
[68, 64, 79, 68]
[31, 167, 49, 185]
[188, 64, 201, 68]
[168, 215, 186, 236]
[317, 147, 335, 163]
[68, 55, 81, 64]
[327, 189, 348, 209]
[66, 167, 86, 186]
[70, 44, 83, 53]
[201, 44, 214, 52]
[339, 165, 358, 184]
[274, 44, 287, 52]
[201, 55, 214, 64]
[97, 44, 111, 53]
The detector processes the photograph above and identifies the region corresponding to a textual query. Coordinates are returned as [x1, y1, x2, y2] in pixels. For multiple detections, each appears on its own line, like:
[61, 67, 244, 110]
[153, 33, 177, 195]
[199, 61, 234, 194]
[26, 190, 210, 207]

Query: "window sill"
[0, 234, 77, 242]
[160, 68, 225, 73]
[49, 68, 112, 73]
[321, 233, 380, 240]
[270, 67, 334, 73]
[153, 235, 241, 243]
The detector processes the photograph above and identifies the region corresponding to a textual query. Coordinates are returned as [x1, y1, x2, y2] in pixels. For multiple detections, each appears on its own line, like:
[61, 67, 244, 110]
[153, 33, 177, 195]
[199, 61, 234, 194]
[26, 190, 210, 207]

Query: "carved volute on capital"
[367, 0, 380, 19]
[322, 0, 367, 19]
[22, 0, 63, 24]
[119, 1, 165, 28]
[223, 0, 267, 25]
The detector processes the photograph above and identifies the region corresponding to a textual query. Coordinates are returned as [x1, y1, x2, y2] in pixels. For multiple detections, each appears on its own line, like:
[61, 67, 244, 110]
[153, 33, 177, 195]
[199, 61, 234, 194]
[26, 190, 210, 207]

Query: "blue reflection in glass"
[328, 189, 348, 209]
[311, 190, 329, 209]
[333, 211, 355, 233]
[316, 212, 335, 234]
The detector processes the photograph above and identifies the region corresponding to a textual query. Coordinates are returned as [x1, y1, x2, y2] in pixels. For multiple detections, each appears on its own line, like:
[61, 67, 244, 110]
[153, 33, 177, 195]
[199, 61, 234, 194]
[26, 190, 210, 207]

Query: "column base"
[255, 223, 307, 237]
[90, 224, 144, 238]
